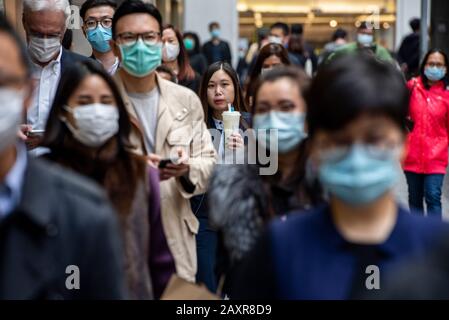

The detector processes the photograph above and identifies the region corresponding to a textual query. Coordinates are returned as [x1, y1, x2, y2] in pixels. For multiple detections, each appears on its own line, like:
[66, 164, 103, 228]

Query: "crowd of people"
[1, 0, 449, 300]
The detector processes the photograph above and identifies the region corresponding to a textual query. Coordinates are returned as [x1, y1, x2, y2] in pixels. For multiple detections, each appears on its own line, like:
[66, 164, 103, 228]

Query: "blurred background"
[2, 0, 449, 68]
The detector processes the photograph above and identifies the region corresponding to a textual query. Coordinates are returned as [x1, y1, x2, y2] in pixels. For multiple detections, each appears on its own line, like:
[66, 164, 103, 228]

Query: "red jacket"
[404, 76, 449, 174]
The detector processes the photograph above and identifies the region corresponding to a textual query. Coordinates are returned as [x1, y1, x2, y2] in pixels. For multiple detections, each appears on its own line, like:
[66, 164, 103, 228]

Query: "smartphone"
[27, 129, 45, 137]
[159, 157, 179, 169]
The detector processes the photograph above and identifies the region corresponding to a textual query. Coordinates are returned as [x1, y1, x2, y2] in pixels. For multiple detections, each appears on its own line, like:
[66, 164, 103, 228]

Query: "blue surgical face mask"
[184, 38, 195, 51]
[425, 66, 446, 82]
[253, 111, 307, 154]
[211, 29, 221, 38]
[357, 33, 374, 46]
[119, 39, 162, 78]
[87, 26, 112, 53]
[318, 144, 400, 206]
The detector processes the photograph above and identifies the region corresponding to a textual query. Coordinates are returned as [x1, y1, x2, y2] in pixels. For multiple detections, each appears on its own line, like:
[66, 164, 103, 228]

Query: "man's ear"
[111, 39, 121, 60]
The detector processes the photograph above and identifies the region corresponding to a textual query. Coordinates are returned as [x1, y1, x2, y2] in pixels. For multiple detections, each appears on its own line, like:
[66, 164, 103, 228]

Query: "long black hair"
[41, 60, 146, 216]
[42, 60, 132, 152]
[199, 61, 248, 128]
[420, 48, 449, 90]
[163, 24, 196, 81]
[245, 43, 291, 107]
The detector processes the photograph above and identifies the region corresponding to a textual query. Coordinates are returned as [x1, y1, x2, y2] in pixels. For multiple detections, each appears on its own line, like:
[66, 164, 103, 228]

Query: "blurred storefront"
[238, 0, 399, 52]
[2, 0, 448, 63]
[1, 0, 186, 56]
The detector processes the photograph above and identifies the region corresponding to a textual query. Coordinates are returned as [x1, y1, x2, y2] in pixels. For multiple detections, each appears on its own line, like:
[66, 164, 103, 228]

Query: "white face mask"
[62, 103, 119, 148]
[357, 33, 374, 47]
[269, 36, 283, 45]
[28, 36, 61, 63]
[0, 88, 24, 153]
[162, 42, 180, 62]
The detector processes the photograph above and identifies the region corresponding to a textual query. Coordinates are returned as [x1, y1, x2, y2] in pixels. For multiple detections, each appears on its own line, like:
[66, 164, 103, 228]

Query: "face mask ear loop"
[59, 105, 73, 124]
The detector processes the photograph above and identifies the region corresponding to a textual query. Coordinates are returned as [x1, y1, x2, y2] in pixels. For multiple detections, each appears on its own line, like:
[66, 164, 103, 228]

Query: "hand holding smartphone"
[158, 156, 180, 169]
[27, 129, 45, 137]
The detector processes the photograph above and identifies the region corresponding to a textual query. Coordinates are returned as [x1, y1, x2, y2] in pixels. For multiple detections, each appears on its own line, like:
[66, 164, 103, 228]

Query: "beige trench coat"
[114, 73, 217, 282]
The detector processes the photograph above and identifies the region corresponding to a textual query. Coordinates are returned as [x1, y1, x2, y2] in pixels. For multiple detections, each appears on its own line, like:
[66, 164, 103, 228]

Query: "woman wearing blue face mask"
[207, 67, 322, 298]
[404, 49, 449, 218]
[230, 54, 449, 300]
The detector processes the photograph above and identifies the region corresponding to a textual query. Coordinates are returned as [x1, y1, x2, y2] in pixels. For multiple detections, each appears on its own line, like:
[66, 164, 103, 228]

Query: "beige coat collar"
[114, 71, 175, 154]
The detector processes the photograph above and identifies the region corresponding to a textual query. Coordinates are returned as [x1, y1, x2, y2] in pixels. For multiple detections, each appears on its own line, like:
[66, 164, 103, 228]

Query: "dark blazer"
[61, 48, 96, 75]
[0, 158, 126, 299]
[202, 40, 232, 65]
[231, 205, 449, 300]
[397, 33, 420, 76]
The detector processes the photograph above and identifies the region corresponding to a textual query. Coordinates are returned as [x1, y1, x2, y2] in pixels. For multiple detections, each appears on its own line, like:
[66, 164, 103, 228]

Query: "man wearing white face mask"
[327, 22, 393, 64]
[21, 0, 92, 156]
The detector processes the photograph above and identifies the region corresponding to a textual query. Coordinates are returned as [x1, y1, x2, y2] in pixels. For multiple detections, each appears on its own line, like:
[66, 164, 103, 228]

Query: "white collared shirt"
[108, 57, 119, 75]
[27, 49, 62, 131]
[96, 56, 119, 75]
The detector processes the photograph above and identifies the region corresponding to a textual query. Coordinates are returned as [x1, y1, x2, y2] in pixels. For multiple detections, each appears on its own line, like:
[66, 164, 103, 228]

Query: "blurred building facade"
[0, 0, 448, 65]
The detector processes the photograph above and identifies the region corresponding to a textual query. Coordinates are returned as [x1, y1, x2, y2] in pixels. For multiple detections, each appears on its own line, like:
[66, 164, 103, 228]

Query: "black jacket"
[202, 40, 232, 65]
[0, 158, 126, 299]
[189, 53, 208, 76]
[397, 33, 420, 75]
[61, 48, 96, 74]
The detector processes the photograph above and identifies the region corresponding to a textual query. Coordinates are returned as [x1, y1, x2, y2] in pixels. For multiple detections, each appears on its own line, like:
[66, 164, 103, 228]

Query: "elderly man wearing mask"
[20, 0, 92, 155]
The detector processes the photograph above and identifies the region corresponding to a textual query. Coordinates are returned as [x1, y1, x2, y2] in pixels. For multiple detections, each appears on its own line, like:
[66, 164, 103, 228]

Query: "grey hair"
[23, 0, 71, 17]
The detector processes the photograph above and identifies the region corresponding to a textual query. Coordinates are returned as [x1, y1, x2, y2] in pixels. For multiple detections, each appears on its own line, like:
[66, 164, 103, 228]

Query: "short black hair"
[332, 28, 347, 41]
[270, 22, 290, 36]
[0, 15, 32, 76]
[112, 0, 163, 39]
[358, 21, 373, 31]
[80, 0, 117, 21]
[62, 28, 73, 50]
[209, 21, 220, 31]
[410, 18, 420, 32]
[306, 54, 409, 136]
